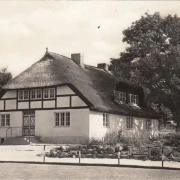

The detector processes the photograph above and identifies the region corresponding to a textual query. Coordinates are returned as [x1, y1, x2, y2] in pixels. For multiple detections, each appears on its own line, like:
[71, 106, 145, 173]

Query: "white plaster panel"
[89, 111, 108, 139]
[43, 100, 55, 108]
[0, 100, 4, 110]
[30, 101, 42, 109]
[57, 97, 70, 107]
[2, 90, 17, 99]
[0, 111, 22, 138]
[71, 96, 86, 107]
[35, 109, 89, 138]
[5, 99, 16, 110]
[89, 111, 159, 140]
[57, 86, 75, 95]
[18, 102, 29, 109]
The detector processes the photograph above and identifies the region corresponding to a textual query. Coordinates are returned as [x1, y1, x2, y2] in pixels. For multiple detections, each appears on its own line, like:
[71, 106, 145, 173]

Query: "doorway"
[23, 111, 35, 136]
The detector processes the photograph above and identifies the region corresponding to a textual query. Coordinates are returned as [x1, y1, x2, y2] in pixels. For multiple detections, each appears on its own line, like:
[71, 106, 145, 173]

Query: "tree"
[0, 67, 12, 88]
[110, 12, 180, 127]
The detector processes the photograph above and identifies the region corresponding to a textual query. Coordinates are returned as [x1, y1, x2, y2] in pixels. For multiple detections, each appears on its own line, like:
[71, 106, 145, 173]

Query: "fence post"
[148, 146, 151, 158]
[162, 147, 164, 168]
[128, 146, 132, 158]
[79, 145, 81, 163]
[43, 145, 46, 162]
[118, 149, 121, 165]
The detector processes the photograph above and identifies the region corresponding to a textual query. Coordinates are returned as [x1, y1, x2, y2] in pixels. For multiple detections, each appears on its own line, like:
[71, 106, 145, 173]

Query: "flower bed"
[45, 144, 129, 159]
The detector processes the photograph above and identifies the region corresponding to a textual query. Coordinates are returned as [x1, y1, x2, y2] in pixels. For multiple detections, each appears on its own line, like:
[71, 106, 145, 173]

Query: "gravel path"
[0, 145, 180, 169]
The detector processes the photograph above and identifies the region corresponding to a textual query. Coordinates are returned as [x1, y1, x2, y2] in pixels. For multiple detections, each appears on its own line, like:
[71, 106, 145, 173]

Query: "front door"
[23, 111, 35, 136]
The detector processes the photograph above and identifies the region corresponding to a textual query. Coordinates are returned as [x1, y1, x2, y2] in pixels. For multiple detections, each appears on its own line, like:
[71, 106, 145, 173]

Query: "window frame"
[0, 114, 10, 127]
[146, 119, 152, 130]
[43, 88, 55, 99]
[18, 90, 29, 100]
[55, 112, 70, 127]
[30, 89, 42, 100]
[114, 90, 126, 104]
[103, 113, 109, 127]
[129, 94, 138, 105]
[126, 117, 134, 130]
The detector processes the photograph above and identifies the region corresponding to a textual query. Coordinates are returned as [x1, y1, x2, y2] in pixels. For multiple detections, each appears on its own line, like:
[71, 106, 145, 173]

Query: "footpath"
[0, 145, 180, 170]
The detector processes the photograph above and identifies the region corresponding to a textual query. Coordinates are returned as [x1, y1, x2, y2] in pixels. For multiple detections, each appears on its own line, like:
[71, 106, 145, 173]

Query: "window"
[129, 94, 138, 105]
[146, 119, 152, 130]
[114, 91, 126, 104]
[126, 117, 134, 130]
[18, 90, 29, 100]
[55, 112, 70, 127]
[103, 113, 109, 127]
[43, 88, 55, 99]
[1, 114, 10, 127]
[30, 89, 42, 99]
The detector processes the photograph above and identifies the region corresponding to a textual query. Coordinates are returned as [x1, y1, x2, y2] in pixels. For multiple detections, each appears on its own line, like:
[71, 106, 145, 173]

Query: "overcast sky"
[1, 1, 180, 77]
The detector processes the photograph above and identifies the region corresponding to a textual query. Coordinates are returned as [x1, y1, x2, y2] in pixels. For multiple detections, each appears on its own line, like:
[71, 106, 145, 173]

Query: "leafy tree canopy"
[110, 12, 180, 126]
[0, 67, 12, 88]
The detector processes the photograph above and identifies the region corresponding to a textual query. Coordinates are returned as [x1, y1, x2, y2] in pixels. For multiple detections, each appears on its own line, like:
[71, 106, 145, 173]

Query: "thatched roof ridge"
[3, 51, 158, 118]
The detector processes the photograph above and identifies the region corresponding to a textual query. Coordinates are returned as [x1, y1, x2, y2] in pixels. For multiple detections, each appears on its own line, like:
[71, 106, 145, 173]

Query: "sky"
[1, 1, 180, 77]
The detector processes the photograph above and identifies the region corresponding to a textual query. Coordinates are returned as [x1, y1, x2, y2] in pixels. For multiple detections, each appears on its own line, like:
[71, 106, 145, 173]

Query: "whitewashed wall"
[57, 86, 75, 95]
[89, 110, 159, 140]
[1, 90, 17, 99]
[0, 111, 22, 138]
[35, 109, 90, 143]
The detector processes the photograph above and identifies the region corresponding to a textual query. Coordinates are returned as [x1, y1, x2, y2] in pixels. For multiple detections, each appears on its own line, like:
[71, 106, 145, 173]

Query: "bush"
[160, 132, 180, 147]
[173, 147, 180, 153]
[88, 138, 104, 146]
[107, 147, 115, 154]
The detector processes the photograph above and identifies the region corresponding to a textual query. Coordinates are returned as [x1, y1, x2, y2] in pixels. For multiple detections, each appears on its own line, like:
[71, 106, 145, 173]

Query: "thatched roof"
[3, 51, 158, 118]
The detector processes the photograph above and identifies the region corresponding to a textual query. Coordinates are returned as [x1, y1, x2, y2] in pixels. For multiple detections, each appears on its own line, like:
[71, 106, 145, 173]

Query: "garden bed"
[45, 144, 129, 159]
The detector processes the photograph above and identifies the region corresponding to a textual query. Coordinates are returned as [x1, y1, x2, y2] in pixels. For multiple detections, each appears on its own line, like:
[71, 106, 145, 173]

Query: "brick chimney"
[71, 53, 84, 68]
[97, 63, 109, 71]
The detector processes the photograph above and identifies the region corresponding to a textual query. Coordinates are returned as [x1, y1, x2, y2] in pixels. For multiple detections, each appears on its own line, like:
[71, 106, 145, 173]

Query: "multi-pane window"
[126, 117, 134, 130]
[103, 113, 109, 127]
[55, 112, 70, 127]
[18, 90, 29, 100]
[30, 89, 42, 99]
[114, 91, 126, 104]
[1, 114, 10, 127]
[43, 88, 55, 99]
[146, 119, 152, 130]
[129, 94, 138, 105]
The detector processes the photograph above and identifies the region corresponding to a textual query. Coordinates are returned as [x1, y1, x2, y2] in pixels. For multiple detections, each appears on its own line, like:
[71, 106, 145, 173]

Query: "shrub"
[57, 152, 69, 158]
[104, 130, 122, 145]
[107, 147, 115, 154]
[173, 151, 180, 157]
[95, 145, 104, 153]
[160, 132, 180, 147]
[88, 138, 104, 146]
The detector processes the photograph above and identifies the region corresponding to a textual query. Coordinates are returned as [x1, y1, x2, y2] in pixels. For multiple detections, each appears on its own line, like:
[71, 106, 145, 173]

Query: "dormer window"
[114, 91, 126, 104]
[129, 94, 138, 105]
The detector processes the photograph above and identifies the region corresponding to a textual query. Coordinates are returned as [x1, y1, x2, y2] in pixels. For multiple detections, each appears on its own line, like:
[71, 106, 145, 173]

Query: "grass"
[1, 163, 180, 180]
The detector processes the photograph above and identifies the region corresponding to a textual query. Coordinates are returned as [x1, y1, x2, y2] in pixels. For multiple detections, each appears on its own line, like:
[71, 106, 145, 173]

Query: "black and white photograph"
[0, 0, 180, 179]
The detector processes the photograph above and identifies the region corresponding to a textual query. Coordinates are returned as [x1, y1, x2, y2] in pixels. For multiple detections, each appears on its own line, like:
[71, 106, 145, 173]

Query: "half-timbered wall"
[0, 85, 88, 111]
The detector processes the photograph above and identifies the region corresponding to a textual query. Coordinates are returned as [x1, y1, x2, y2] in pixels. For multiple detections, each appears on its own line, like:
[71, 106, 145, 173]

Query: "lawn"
[0, 163, 180, 180]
